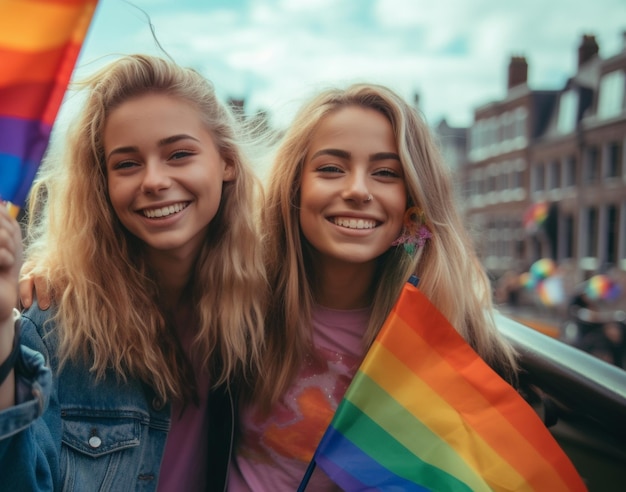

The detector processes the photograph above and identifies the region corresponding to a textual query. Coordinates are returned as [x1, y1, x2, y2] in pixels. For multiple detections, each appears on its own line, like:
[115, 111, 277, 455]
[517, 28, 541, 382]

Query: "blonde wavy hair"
[23, 54, 267, 403]
[258, 83, 518, 408]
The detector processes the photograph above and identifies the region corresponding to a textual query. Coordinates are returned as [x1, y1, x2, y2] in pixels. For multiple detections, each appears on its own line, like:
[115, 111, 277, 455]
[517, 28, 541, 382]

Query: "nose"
[341, 170, 371, 204]
[140, 161, 171, 194]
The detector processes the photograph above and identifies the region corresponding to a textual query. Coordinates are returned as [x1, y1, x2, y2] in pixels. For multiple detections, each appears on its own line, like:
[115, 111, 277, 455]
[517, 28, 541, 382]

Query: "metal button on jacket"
[88, 435, 102, 449]
[152, 397, 165, 411]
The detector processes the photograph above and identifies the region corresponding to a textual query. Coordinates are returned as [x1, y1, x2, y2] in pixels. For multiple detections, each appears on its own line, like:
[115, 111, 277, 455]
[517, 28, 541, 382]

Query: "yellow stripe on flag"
[346, 372, 493, 492]
[361, 342, 534, 492]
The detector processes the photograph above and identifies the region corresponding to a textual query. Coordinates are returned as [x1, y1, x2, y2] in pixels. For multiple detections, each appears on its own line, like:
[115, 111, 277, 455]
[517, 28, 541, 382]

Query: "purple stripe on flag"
[315, 427, 429, 491]
[0, 116, 52, 164]
[315, 455, 370, 491]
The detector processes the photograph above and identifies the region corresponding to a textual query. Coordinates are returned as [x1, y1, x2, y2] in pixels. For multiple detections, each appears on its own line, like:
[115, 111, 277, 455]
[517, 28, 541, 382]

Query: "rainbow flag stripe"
[311, 281, 587, 491]
[0, 0, 98, 213]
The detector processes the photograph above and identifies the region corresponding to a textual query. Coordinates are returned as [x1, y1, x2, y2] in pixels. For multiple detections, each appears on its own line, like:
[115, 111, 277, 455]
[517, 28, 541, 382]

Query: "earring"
[391, 206, 432, 255]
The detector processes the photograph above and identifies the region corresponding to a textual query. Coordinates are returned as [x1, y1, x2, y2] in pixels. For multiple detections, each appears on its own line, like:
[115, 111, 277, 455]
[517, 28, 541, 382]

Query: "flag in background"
[301, 280, 586, 491]
[0, 0, 99, 218]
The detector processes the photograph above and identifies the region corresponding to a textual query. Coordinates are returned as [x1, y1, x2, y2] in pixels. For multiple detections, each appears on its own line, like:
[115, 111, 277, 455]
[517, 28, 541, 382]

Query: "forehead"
[107, 93, 201, 122]
[103, 93, 211, 144]
[307, 106, 397, 153]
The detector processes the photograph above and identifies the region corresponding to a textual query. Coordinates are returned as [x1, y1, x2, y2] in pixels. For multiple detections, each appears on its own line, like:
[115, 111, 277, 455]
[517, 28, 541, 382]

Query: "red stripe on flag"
[0, 81, 64, 123]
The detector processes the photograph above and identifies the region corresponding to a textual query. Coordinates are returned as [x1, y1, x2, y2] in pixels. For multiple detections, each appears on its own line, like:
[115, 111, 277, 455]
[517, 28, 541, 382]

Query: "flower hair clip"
[391, 206, 432, 255]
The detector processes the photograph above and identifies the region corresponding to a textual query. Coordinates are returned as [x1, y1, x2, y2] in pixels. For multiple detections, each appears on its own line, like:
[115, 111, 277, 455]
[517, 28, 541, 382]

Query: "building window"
[563, 155, 577, 187]
[499, 165, 509, 191]
[585, 207, 598, 258]
[502, 111, 513, 142]
[478, 172, 486, 195]
[470, 121, 483, 152]
[499, 173, 508, 191]
[466, 177, 475, 198]
[563, 214, 574, 259]
[607, 204, 618, 266]
[471, 169, 481, 196]
[621, 202, 626, 265]
[584, 146, 600, 184]
[514, 107, 527, 141]
[547, 160, 560, 189]
[532, 163, 545, 192]
[530, 236, 542, 262]
[487, 117, 497, 149]
[605, 141, 622, 179]
[598, 70, 625, 119]
[469, 125, 476, 152]
[557, 90, 578, 134]
[512, 159, 525, 189]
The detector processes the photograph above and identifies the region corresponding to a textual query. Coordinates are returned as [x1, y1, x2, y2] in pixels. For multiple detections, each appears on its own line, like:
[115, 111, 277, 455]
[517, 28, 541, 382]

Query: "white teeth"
[142, 202, 188, 218]
[333, 217, 377, 229]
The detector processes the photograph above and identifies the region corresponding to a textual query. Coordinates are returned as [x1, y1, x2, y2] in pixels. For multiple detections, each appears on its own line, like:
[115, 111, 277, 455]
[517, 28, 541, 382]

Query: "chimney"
[578, 34, 599, 67]
[507, 56, 528, 90]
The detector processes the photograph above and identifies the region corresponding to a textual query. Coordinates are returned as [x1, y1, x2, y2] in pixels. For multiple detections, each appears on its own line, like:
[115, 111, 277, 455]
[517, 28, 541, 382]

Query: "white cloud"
[74, 0, 625, 129]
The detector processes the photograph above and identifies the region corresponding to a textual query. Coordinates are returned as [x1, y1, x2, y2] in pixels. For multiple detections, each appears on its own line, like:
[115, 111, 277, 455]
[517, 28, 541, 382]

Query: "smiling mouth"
[141, 202, 189, 218]
[331, 217, 378, 229]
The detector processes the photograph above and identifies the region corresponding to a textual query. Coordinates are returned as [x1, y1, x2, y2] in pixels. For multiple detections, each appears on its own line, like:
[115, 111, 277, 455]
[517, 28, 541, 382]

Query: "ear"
[223, 159, 236, 182]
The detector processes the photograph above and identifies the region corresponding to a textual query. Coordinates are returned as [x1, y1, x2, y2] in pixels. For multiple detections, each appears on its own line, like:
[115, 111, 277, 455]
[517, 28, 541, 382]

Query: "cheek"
[106, 181, 120, 208]
[298, 196, 320, 246]
[106, 179, 129, 216]
[391, 193, 408, 228]
[300, 178, 325, 203]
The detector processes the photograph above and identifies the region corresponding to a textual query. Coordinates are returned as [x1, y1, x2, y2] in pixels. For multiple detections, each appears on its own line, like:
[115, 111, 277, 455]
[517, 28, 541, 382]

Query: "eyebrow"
[309, 148, 401, 162]
[106, 134, 201, 161]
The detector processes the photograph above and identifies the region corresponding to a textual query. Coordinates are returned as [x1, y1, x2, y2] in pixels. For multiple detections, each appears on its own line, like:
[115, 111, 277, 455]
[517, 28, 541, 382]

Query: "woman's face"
[299, 106, 407, 270]
[104, 93, 235, 262]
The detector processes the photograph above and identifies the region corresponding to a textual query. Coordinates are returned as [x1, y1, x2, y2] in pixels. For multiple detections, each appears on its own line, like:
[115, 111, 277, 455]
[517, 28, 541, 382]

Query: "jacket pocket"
[60, 414, 145, 491]
[62, 415, 141, 457]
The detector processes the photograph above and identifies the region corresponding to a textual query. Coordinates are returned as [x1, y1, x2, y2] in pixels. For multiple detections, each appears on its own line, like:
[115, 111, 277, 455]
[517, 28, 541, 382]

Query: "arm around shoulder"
[0, 309, 20, 409]
[0, 308, 59, 491]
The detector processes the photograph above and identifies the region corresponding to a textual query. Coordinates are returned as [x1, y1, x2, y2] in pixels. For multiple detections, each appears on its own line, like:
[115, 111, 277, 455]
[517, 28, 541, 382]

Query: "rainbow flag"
[0, 0, 98, 217]
[301, 279, 587, 491]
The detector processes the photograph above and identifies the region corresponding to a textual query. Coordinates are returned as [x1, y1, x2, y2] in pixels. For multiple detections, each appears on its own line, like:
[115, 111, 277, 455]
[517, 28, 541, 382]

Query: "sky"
[71, 0, 626, 130]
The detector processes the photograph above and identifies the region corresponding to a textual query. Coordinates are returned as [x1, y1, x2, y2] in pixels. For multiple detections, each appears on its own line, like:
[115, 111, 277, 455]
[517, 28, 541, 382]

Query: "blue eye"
[170, 150, 194, 160]
[374, 168, 401, 178]
[113, 160, 137, 170]
[317, 165, 343, 173]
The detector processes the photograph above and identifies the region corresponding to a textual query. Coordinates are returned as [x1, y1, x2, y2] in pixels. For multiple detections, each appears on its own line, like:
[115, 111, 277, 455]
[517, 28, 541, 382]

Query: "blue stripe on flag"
[315, 427, 429, 491]
[0, 152, 40, 205]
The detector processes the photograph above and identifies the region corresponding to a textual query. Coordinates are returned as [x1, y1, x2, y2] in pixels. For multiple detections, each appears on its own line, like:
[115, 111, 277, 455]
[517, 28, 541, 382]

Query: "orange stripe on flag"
[0, 0, 97, 51]
[0, 47, 71, 85]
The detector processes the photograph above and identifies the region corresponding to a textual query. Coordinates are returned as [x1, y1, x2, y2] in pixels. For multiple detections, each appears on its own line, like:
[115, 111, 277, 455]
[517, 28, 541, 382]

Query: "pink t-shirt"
[157, 323, 211, 492]
[229, 305, 371, 492]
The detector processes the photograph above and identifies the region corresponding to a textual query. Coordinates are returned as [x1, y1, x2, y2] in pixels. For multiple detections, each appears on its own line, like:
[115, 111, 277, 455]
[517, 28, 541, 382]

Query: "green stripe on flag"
[333, 397, 476, 492]
[343, 372, 491, 492]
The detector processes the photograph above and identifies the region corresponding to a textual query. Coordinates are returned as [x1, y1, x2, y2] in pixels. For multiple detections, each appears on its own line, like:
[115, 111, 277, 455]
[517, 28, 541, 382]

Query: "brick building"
[462, 33, 626, 285]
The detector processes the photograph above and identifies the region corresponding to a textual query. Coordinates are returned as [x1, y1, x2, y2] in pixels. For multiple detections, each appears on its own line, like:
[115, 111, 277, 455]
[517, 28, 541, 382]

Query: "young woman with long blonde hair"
[0, 54, 267, 491]
[229, 83, 518, 491]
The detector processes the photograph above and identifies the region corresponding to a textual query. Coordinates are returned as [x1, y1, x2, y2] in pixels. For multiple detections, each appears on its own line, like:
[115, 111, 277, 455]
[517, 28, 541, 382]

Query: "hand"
[0, 204, 22, 323]
[19, 266, 52, 310]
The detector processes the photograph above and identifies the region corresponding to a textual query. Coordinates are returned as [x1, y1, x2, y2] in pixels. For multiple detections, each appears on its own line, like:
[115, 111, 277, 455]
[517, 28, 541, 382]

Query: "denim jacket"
[0, 303, 236, 492]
